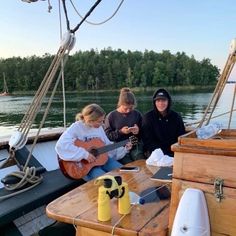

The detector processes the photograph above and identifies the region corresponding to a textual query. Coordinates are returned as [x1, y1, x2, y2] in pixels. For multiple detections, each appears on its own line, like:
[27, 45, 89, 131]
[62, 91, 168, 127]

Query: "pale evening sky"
[0, 0, 236, 78]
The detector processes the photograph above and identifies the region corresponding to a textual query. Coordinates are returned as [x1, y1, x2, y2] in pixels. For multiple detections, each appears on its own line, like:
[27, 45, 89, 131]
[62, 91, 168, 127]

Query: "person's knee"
[87, 167, 106, 180]
[103, 158, 122, 171]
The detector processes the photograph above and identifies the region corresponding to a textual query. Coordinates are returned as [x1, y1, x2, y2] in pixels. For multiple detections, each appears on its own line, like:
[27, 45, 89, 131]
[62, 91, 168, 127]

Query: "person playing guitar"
[55, 103, 133, 181]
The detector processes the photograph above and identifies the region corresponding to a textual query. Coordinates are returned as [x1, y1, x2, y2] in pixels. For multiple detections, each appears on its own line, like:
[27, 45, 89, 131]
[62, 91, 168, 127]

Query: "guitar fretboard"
[96, 139, 128, 155]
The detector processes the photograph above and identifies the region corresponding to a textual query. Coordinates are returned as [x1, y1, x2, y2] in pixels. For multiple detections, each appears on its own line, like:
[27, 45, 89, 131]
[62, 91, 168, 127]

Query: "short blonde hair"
[117, 87, 137, 108]
[76, 104, 105, 122]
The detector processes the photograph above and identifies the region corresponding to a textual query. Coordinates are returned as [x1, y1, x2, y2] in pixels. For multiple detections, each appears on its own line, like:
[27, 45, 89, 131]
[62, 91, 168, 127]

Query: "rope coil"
[4, 166, 43, 191]
[0, 166, 43, 201]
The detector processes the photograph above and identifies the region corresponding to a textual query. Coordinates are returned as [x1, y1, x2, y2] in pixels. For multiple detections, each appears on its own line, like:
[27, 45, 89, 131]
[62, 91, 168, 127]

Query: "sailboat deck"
[0, 128, 85, 229]
[0, 168, 85, 227]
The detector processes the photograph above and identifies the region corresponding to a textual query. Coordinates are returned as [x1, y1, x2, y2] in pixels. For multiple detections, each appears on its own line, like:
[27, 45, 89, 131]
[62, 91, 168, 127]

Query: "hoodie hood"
[152, 88, 172, 115]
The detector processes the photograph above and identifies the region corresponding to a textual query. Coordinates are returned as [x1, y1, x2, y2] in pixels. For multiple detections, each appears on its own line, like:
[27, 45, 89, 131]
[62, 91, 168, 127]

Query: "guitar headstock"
[129, 135, 138, 145]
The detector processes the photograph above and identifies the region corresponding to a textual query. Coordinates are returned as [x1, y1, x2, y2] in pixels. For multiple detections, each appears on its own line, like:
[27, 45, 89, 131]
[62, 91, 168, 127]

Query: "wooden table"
[46, 160, 170, 236]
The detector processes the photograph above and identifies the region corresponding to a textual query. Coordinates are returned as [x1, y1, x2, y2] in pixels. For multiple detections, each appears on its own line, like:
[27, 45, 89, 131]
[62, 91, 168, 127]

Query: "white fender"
[171, 188, 210, 236]
[9, 130, 27, 150]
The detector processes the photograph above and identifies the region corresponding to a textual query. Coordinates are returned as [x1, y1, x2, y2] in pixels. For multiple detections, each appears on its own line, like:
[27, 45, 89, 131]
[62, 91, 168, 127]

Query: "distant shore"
[11, 85, 216, 95]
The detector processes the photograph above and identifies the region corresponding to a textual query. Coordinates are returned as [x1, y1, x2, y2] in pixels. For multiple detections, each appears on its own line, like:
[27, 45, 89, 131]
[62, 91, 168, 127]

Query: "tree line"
[0, 48, 219, 92]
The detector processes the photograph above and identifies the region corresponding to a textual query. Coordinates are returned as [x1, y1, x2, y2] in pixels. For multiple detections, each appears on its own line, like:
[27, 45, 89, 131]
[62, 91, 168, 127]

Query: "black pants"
[119, 142, 144, 165]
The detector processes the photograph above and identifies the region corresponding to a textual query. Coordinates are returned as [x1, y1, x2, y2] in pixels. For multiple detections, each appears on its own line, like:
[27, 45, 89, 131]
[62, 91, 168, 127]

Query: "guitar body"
[58, 138, 109, 180]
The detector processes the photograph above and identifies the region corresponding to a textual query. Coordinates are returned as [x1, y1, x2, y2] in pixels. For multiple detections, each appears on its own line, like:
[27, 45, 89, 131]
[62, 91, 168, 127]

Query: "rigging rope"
[61, 0, 103, 34]
[185, 108, 236, 127]
[61, 0, 71, 31]
[47, 0, 52, 12]
[1, 46, 71, 196]
[58, 0, 67, 129]
[71, 0, 102, 33]
[198, 47, 236, 127]
[69, 0, 125, 26]
[1, 0, 104, 198]
[228, 84, 236, 128]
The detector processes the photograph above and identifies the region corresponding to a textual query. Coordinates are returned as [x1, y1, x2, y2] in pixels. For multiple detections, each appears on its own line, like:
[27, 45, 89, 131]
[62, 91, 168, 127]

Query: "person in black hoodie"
[141, 88, 185, 157]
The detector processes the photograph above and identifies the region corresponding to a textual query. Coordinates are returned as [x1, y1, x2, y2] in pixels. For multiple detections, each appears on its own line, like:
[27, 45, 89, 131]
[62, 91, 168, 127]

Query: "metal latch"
[214, 178, 224, 202]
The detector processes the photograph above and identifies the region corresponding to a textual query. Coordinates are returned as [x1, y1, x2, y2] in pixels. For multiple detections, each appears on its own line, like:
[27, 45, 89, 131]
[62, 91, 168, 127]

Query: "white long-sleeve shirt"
[55, 121, 127, 162]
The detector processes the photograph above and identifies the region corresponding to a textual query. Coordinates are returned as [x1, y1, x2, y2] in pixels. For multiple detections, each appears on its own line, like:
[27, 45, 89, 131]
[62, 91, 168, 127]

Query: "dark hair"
[117, 87, 137, 108]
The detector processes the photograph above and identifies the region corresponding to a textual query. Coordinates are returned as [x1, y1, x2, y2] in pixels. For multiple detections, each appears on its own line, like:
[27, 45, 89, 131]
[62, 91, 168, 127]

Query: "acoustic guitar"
[58, 136, 137, 180]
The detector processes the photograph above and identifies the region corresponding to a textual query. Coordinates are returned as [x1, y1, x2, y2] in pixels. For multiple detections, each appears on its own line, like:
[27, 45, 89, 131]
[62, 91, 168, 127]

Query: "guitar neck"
[97, 139, 128, 155]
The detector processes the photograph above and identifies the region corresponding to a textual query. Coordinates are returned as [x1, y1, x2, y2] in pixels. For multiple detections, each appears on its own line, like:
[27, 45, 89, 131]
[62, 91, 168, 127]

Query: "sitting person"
[55, 103, 132, 181]
[104, 87, 144, 164]
[141, 88, 185, 157]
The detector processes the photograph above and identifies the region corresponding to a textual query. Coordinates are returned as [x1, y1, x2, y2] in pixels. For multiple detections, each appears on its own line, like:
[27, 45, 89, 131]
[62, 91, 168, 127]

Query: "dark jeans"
[119, 142, 145, 165]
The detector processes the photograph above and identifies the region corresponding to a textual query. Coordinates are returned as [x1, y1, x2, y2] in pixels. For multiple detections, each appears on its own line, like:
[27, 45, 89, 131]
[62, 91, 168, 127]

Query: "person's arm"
[55, 136, 89, 162]
[104, 113, 122, 141]
[135, 111, 143, 139]
[100, 126, 129, 160]
[141, 113, 159, 154]
[110, 146, 128, 160]
[55, 123, 90, 162]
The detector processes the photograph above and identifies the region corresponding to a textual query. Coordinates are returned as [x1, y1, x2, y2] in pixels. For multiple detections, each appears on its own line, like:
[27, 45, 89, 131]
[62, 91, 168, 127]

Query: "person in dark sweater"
[141, 88, 185, 157]
[104, 87, 144, 164]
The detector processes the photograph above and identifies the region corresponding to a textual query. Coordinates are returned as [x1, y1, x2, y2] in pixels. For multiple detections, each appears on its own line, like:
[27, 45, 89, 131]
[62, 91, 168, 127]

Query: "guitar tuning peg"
[129, 135, 138, 145]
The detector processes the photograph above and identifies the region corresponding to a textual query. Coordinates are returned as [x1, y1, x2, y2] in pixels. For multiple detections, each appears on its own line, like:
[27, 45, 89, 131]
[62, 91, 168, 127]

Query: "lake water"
[0, 84, 235, 136]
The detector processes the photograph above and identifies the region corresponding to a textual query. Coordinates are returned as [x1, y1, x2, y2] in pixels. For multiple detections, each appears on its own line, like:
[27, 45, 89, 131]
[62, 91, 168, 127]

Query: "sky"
[1, 0, 236, 78]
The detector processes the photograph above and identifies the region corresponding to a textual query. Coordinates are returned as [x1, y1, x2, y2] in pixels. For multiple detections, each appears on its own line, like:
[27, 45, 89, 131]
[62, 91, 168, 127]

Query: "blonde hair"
[117, 87, 137, 108]
[76, 104, 105, 122]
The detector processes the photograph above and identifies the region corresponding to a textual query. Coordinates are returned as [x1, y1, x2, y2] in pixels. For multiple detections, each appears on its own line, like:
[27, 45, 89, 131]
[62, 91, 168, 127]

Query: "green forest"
[0, 48, 219, 92]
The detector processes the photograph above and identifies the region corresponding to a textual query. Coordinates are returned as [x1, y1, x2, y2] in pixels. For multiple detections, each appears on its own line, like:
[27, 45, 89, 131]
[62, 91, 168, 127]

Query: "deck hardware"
[180, 225, 188, 233]
[214, 178, 224, 202]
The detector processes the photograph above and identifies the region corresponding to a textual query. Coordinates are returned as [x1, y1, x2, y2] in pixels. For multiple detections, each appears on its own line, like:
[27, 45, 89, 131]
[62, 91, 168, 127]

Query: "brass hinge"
[214, 178, 224, 202]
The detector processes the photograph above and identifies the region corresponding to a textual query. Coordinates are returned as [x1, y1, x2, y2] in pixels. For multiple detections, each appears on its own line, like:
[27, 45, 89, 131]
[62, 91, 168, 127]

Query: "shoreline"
[10, 85, 215, 95]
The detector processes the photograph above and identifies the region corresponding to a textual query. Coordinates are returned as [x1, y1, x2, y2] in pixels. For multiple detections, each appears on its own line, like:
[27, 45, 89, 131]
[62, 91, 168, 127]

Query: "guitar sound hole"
[90, 149, 98, 157]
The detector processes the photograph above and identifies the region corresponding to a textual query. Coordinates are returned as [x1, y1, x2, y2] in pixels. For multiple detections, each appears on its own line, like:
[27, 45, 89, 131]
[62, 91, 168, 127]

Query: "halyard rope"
[198, 52, 236, 127]
[69, 0, 124, 26]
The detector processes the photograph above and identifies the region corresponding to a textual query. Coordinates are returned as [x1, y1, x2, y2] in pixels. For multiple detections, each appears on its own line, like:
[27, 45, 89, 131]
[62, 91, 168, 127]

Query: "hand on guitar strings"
[86, 153, 96, 163]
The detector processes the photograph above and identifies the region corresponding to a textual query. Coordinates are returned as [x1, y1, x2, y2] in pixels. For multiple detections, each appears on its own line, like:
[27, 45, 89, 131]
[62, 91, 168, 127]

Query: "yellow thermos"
[97, 185, 111, 221]
[118, 182, 131, 215]
[95, 175, 131, 221]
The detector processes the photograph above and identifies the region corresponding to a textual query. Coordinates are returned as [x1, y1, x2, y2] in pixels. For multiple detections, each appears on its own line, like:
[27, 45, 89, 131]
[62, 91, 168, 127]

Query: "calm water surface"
[0, 84, 235, 136]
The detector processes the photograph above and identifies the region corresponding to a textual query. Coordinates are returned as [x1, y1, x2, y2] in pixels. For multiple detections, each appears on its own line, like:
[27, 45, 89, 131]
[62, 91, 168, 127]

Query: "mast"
[3, 72, 8, 93]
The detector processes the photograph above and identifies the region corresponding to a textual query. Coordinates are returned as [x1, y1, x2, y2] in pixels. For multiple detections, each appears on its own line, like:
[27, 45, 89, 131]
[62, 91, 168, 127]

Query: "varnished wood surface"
[175, 129, 236, 153]
[46, 160, 170, 236]
[173, 151, 236, 188]
[169, 129, 236, 235]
